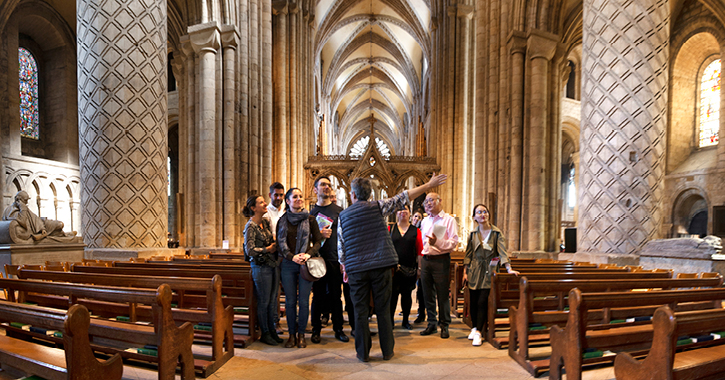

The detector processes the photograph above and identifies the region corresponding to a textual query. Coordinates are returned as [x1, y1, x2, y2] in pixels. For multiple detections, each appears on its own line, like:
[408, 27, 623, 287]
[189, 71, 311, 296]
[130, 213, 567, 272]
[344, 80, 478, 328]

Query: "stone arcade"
[1, 0, 725, 266]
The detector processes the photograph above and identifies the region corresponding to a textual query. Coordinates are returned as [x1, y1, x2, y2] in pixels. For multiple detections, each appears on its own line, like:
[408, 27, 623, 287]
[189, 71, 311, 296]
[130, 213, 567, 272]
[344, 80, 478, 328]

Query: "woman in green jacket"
[462, 204, 519, 346]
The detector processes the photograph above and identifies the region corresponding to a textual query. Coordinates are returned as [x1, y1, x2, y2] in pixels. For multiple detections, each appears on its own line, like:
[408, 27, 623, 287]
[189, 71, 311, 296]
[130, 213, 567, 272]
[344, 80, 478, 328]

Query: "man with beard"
[263, 181, 286, 336]
[310, 176, 349, 343]
[264, 182, 286, 239]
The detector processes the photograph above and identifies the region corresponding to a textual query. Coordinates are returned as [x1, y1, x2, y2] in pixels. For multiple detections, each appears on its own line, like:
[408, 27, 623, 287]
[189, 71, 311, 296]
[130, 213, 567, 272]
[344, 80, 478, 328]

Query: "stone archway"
[672, 188, 709, 237]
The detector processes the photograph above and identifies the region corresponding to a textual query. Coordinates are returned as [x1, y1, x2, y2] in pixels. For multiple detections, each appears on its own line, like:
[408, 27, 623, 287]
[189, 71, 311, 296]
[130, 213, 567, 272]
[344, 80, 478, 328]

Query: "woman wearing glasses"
[462, 204, 519, 346]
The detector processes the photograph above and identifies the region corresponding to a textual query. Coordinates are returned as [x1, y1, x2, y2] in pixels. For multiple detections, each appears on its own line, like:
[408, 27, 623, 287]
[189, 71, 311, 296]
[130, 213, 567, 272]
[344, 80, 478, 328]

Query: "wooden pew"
[0, 278, 194, 380]
[70, 263, 257, 344]
[486, 270, 673, 348]
[614, 306, 725, 380]
[17, 270, 234, 377]
[0, 302, 123, 380]
[549, 287, 725, 380]
[508, 276, 723, 375]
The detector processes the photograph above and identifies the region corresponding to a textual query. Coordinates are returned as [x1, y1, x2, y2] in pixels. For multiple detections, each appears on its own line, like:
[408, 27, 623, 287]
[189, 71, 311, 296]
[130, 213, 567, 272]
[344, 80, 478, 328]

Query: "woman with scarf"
[242, 195, 280, 346]
[277, 188, 323, 348]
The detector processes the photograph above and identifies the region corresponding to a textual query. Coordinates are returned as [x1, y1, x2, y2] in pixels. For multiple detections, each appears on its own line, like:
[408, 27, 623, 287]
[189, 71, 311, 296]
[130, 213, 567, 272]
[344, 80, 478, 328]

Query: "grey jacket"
[463, 225, 509, 289]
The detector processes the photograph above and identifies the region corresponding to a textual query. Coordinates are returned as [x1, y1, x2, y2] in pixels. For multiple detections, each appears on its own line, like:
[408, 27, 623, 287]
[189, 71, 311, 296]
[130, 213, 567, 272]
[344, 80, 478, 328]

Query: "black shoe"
[420, 324, 437, 336]
[402, 322, 412, 330]
[335, 330, 349, 342]
[311, 331, 321, 344]
[260, 332, 278, 346]
[321, 316, 329, 326]
[414, 315, 425, 324]
[357, 353, 369, 362]
[383, 352, 394, 360]
[441, 326, 449, 339]
[270, 330, 283, 343]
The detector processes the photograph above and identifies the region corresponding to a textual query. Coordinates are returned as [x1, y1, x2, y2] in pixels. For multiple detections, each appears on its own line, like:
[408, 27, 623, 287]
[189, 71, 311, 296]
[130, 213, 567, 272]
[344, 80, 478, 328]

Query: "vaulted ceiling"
[314, 0, 430, 156]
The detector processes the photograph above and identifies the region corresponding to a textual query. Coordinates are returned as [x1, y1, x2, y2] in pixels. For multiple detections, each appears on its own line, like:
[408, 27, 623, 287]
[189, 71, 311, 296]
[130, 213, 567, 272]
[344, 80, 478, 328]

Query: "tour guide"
[337, 173, 447, 362]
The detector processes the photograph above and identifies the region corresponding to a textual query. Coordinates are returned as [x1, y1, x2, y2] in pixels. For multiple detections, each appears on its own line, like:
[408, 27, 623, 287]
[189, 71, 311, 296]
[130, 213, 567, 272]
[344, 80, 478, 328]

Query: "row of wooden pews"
[468, 258, 725, 379]
[0, 258, 248, 379]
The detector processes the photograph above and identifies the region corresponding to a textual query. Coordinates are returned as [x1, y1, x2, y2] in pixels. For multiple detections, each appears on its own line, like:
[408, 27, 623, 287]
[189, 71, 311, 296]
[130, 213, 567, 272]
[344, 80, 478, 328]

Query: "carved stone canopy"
[304, 121, 440, 203]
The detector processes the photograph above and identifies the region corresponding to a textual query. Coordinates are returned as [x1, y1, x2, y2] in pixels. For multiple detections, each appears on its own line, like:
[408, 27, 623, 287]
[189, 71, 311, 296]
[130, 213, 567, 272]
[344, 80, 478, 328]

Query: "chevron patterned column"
[578, 0, 668, 256]
[77, 0, 168, 248]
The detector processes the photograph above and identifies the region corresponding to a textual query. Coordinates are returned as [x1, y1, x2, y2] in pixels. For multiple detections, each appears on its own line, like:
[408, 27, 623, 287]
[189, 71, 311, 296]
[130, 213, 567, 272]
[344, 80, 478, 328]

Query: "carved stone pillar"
[77, 0, 168, 249]
[221, 25, 238, 246]
[273, 4, 288, 183]
[525, 30, 557, 251]
[189, 22, 221, 247]
[578, 0, 668, 257]
[507, 31, 526, 252]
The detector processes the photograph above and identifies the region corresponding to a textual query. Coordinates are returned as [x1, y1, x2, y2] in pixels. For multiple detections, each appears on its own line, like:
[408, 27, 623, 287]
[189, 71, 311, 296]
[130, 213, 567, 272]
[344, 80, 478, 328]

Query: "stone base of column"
[85, 247, 187, 261]
[557, 252, 640, 266]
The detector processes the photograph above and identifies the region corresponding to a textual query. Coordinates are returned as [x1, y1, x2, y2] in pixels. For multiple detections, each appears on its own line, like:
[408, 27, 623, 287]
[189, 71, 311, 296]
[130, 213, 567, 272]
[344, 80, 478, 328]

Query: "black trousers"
[348, 266, 394, 360]
[343, 282, 354, 331]
[416, 277, 425, 317]
[420, 254, 451, 326]
[311, 260, 345, 333]
[390, 270, 416, 324]
[468, 288, 491, 332]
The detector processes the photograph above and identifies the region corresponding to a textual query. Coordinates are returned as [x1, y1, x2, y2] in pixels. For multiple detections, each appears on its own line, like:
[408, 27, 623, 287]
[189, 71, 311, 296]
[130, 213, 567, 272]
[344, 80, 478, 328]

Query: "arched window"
[18, 47, 40, 140]
[699, 59, 720, 148]
[349, 136, 390, 158]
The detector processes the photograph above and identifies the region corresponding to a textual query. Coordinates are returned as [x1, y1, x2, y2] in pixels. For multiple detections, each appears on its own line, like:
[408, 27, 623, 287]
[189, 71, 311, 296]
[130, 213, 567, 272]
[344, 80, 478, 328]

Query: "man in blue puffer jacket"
[338, 173, 447, 362]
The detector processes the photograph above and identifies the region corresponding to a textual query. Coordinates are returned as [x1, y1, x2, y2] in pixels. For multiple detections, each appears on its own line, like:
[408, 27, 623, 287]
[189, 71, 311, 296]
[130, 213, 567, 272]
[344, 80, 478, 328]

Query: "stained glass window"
[349, 136, 390, 158]
[19, 47, 39, 140]
[699, 59, 720, 147]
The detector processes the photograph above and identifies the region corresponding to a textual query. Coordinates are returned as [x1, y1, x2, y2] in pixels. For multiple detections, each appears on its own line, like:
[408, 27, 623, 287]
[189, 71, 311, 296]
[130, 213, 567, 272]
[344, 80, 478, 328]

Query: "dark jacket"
[339, 201, 398, 274]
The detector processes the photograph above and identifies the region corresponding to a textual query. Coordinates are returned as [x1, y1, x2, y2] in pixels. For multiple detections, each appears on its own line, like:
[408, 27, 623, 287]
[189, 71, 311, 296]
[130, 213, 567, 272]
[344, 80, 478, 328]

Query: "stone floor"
[3, 313, 617, 380]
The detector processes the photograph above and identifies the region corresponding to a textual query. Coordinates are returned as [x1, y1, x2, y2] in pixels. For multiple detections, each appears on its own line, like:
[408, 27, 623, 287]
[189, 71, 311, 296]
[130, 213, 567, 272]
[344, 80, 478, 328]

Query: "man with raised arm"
[337, 173, 447, 362]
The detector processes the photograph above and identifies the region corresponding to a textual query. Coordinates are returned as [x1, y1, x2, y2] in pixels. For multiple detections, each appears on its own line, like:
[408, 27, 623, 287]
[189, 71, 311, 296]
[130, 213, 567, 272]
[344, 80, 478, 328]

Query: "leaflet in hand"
[431, 222, 447, 242]
[316, 214, 334, 229]
[316, 213, 334, 247]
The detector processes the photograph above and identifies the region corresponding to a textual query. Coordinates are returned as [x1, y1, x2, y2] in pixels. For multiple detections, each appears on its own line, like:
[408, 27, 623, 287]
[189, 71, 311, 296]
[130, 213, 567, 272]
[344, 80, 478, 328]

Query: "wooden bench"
[17, 269, 234, 377]
[508, 276, 723, 375]
[0, 301, 123, 380]
[71, 263, 257, 343]
[0, 278, 194, 380]
[485, 270, 673, 348]
[549, 287, 725, 380]
[614, 306, 725, 380]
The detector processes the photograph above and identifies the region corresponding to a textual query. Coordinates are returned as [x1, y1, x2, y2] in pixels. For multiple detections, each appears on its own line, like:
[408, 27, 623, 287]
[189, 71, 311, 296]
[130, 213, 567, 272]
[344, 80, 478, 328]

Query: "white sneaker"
[472, 331, 482, 346]
[467, 328, 478, 340]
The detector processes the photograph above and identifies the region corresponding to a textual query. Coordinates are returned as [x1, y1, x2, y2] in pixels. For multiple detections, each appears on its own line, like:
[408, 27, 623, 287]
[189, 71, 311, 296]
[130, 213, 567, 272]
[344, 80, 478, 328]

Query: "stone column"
[262, 0, 273, 182]
[453, 4, 473, 221]
[289, 4, 299, 186]
[179, 37, 196, 248]
[578, 0, 668, 258]
[526, 30, 557, 251]
[189, 22, 221, 247]
[77, 0, 168, 250]
[273, 4, 288, 183]
[507, 31, 526, 252]
[221, 25, 238, 246]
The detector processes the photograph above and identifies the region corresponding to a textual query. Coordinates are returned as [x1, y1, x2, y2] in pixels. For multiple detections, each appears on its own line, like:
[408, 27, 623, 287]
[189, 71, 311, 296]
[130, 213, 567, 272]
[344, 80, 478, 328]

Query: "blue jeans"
[251, 262, 279, 335]
[280, 259, 313, 335]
